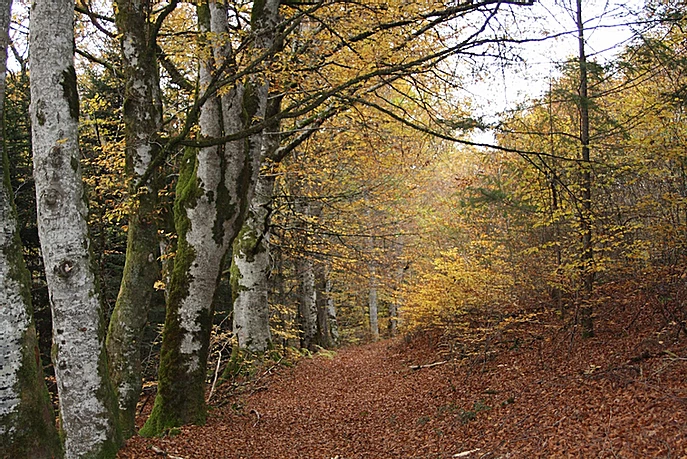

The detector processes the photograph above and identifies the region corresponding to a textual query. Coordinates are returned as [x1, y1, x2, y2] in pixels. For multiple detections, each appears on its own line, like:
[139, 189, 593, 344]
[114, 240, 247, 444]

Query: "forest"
[1, 0, 686, 457]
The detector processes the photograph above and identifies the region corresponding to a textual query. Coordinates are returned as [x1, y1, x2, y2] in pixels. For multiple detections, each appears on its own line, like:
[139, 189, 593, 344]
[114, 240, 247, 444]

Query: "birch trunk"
[106, 0, 163, 438]
[29, 0, 121, 456]
[141, 0, 279, 435]
[0, 0, 61, 454]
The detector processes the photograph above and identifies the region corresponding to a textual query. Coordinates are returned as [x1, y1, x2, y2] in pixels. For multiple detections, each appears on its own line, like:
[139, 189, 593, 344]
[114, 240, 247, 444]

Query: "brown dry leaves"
[119, 308, 687, 459]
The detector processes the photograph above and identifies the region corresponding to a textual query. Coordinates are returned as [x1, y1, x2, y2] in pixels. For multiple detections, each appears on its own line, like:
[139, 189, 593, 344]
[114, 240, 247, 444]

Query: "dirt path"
[119, 325, 687, 459]
[119, 338, 482, 458]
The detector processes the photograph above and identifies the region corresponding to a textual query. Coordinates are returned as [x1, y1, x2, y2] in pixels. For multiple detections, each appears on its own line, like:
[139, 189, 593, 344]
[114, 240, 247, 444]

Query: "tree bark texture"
[576, 0, 594, 338]
[297, 253, 318, 350]
[231, 167, 276, 353]
[315, 263, 337, 348]
[29, 0, 122, 456]
[325, 277, 339, 344]
[0, 0, 61, 454]
[369, 266, 380, 341]
[106, 0, 164, 438]
[141, 0, 279, 435]
[294, 197, 318, 350]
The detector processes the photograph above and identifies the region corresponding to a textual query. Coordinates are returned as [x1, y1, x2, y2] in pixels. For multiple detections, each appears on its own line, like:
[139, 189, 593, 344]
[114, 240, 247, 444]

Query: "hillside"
[118, 301, 687, 458]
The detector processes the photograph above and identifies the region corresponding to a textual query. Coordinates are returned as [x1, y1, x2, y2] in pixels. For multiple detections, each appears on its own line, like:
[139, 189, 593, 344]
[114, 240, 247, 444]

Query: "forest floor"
[118, 298, 687, 458]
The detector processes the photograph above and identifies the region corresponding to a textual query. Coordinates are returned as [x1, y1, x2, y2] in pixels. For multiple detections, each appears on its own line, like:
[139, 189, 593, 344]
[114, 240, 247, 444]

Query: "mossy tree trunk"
[105, 0, 165, 438]
[29, 0, 122, 456]
[141, 0, 279, 436]
[0, 0, 61, 455]
[231, 167, 277, 353]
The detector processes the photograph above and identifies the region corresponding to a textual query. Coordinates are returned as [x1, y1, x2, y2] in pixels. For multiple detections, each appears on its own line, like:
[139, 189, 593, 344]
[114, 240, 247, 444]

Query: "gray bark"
[232, 170, 276, 353]
[106, 0, 164, 438]
[141, 0, 279, 435]
[315, 263, 337, 348]
[325, 277, 339, 344]
[0, 0, 61, 454]
[29, 0, 121, 456]
[369, 266, 379, 341]
[297, 254, 318, 350]
[295, 198, 318, 350]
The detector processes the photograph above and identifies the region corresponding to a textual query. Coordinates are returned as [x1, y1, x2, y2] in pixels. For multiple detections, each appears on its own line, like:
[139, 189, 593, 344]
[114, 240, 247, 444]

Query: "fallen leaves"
[119, 304, 687, 458]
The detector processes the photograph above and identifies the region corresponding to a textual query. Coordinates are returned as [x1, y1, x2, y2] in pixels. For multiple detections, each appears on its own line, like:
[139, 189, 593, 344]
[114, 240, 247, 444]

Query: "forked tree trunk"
[0, 0, 61, 454]
[106, 0, 164, 438]
[141, 0, 279, 435]
[29, 0, 121, 456]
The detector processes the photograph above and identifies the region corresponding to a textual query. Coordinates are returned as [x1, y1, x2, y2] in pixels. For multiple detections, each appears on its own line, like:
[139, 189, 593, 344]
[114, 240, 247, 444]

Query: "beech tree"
[231, 136, 281, 353]
[29, 0, 121, 456]
[0, 0, 61, 455]
[105, 0, 167, 437]
[140, 0, 280, 435]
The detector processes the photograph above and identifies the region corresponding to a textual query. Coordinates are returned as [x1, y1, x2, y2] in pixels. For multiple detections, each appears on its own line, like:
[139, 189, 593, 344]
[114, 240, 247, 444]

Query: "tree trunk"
[576, 0, 594, 338]
[231, 99, 282, 353]
[231, 171, 276, 353]
[141, 0, 279, 435]
[106, 0, 164, 438]
[388, 301, 398, 336]
[295, 197, 318, 350]
[0, 0, 61, 454]
[297, 252, 318, 351]
[29, 0, 122, 456]
[315, 261, 331, 348]
[325, 277, 339, 344]
[369, 266, 380, 341]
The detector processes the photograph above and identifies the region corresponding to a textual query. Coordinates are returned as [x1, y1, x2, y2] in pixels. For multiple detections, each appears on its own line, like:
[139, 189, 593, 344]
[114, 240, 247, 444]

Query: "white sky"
[465, 0, 646, 141]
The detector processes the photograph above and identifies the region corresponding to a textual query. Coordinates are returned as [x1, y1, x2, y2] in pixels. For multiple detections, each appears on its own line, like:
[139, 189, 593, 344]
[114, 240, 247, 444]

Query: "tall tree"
[141, 0, 280, 435]
[0, 0, 61, 455]
[29, 0, 121, 456]
[231, 158, 279, 353]
[105, 0, 168, 438]
[575, 0, 594, 337]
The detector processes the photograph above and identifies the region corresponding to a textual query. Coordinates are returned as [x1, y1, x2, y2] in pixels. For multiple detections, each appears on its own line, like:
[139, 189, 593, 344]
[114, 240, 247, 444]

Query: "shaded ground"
[119, 304, 687, 458]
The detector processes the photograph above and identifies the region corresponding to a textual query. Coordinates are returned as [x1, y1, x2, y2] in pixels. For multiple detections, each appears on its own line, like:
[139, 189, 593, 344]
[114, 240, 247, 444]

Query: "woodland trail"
[119, 315, 687, 459]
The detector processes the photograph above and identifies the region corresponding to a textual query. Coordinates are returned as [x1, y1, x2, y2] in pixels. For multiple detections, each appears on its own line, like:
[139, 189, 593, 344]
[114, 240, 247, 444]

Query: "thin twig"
[206, 349, 223, 403]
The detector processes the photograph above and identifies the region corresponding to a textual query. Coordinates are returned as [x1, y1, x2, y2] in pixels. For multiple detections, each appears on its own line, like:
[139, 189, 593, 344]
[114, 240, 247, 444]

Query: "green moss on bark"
[106, 186, 160, 437]
[0, 325, 63, 459]
[140, 148, 207, 437]
[1, 139, 62, 458]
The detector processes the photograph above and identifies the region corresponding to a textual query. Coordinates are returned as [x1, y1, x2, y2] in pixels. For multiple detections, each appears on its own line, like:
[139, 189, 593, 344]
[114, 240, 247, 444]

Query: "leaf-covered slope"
[119, 306, 687, 458]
